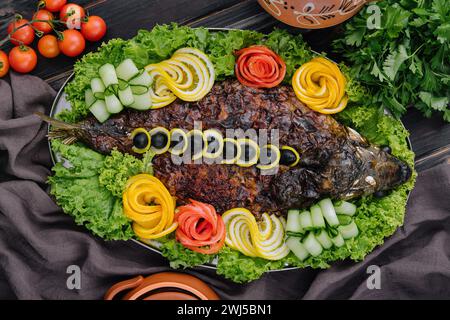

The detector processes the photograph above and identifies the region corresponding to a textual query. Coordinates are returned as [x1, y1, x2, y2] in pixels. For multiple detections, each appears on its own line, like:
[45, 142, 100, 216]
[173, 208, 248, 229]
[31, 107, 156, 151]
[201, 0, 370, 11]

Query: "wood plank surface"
[0, 0, 448, 174]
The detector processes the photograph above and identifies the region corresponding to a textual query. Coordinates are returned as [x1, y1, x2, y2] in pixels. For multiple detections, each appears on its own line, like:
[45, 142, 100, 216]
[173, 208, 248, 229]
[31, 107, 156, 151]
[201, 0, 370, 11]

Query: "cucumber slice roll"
[99, 64, 119, 88]
[338, 221, 359, 239]
[91, 78, 106, 99]
[299, 210, 313, 230]
[310, 204, 325, 228]
[129, 70, 152, 87]
[105, 94, 123, 114]
[129, 91, 152, 110]
[330, 232, 345, 247]
[334, 201, 357, 216]
[89, 100, 110, 123]
[319, 198, 339, 226]
[85, 89, 95, 108]
[286, 237, 310, 261]
[115, 59, 139, 81]
[131, 85, 149, 95]
[286, 209, 302, 233]
[118, 86, 135, 106]
[315, 229, 333, 249]
[302, 232, 323, 256]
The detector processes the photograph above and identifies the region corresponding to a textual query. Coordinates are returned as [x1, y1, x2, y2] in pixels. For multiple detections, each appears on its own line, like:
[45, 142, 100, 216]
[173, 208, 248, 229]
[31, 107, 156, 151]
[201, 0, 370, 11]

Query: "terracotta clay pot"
[104, 272, 220, 300]
[258, 0, 373, 29]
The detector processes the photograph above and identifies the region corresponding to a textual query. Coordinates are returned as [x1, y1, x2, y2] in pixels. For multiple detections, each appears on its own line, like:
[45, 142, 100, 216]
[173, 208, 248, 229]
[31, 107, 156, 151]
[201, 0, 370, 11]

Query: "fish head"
[343, 144, 412, 198]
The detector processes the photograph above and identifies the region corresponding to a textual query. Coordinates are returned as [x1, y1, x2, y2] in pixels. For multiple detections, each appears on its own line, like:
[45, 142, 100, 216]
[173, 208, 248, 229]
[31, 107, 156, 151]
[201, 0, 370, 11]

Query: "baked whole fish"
[38, 80, 412, 215]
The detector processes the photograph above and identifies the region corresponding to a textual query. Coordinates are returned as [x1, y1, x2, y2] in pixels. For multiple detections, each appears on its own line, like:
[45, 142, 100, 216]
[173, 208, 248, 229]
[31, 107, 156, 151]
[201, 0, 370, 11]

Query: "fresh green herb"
[48, 140, 142, 240]
[333, 0, 450, 121]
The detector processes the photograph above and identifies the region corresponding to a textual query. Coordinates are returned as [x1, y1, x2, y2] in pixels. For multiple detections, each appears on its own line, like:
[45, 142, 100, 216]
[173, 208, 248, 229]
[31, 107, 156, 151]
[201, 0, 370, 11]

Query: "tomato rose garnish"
[234, 45, 286, 88]
[175, 199, 226, 254]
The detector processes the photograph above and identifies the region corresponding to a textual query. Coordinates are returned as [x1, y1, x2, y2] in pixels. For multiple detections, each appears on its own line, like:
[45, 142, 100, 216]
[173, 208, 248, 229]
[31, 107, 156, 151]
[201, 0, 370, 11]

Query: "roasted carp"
[37, 80, 412, 215]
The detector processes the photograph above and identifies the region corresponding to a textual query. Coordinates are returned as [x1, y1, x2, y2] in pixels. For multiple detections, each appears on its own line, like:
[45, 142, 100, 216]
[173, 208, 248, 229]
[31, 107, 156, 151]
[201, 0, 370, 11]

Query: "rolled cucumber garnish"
[286, 209, 302, 233]
[116, 59, 140, 81]
[319, 198, 339, 226]
[286, 237, 310, 261]
[334, 200, 357, 216]
[89, 100, 110, 123]
[99, 63, 119, 88]
[302, 232, 323, 256]
[338, 220, 359, 239]
[105, 94, 123, 114]
[85, 89, 95, 108]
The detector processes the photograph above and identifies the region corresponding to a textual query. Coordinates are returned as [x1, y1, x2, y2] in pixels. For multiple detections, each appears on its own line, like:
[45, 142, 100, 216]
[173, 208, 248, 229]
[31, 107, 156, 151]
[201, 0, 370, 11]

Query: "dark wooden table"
[1, 0, 448, 174]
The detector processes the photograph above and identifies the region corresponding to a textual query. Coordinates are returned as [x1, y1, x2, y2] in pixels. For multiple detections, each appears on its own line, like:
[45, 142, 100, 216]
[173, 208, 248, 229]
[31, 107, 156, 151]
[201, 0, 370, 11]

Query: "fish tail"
[35, 112, 81, 145]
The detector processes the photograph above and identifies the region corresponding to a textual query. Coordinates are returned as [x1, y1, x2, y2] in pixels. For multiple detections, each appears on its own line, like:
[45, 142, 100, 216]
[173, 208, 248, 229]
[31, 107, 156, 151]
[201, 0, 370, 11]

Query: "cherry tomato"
[9, 46, 38, 73]
[81, 16, 107, 42]
[38, 35, 60, 58]
[60, 4, 85, 29]
[32, 10, 54, 35]
[7, 19, 35, 46]
[44, 0, 67, 12]
[0, 50, 10, 78]
[58, 29, 85, 57]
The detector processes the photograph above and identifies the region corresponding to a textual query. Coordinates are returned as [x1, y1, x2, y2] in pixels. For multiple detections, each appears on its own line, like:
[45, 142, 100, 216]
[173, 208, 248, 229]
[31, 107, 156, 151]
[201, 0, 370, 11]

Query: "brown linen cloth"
[1, 73, 449, 300]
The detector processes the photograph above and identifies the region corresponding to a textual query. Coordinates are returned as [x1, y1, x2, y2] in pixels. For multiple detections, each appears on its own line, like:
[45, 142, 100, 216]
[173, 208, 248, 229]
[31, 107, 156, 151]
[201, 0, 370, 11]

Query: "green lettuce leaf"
[49, 141, 138, 240]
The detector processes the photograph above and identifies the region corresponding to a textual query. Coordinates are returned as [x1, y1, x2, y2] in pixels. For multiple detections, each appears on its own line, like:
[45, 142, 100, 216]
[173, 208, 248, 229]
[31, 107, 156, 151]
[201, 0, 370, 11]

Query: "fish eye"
[380, 145, 392, 154]
[280, 146, 300, 167]
[131, 128, 151, 154]
[149, 127, 170, 154]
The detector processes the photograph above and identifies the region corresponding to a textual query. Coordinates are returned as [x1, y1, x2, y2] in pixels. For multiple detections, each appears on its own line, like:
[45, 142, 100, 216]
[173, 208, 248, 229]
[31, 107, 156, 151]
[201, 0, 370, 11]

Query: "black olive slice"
[280, 146, 300, 167]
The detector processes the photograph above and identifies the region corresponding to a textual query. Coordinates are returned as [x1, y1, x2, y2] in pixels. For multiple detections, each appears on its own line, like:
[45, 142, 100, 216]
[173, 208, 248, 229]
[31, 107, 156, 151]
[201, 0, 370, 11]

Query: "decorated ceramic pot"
[104, 273, 220, 300]
[258, 0, 372, 29]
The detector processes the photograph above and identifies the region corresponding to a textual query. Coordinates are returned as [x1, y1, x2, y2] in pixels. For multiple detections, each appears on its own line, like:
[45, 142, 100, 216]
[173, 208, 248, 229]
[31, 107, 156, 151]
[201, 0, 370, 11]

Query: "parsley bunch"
[333, 0, 450, 121]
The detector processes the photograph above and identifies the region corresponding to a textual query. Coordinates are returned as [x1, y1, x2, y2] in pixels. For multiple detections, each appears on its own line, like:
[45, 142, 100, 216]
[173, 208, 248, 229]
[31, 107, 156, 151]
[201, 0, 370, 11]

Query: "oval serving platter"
[47, 28, 413, 272]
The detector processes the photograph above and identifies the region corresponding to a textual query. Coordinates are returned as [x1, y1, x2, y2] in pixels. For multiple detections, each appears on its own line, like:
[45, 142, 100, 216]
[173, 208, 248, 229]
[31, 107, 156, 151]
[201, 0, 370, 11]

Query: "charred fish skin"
[39, 80, 412, 215]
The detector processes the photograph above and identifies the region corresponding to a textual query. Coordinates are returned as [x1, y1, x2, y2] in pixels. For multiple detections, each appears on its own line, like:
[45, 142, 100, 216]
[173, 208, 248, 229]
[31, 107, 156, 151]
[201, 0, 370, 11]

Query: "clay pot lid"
[104, 272, 220, 300]
[258, 0, 372, 29]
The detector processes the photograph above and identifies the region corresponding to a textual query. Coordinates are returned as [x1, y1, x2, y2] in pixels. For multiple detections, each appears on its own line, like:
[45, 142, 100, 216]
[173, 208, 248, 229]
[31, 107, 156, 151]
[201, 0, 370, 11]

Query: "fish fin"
[35, 112, 81, 144]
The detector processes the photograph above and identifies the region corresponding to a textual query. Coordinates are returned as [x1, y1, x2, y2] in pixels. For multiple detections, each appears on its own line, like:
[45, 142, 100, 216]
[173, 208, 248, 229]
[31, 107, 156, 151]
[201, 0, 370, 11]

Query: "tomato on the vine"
[60, 4, 86, 29]
[38, 35, 60, 58]
[58, 29, 85, 57]
[81, 16, 107, 42]
[43, 0, 67, 13]
[9, 46, 38, 73]
[32, 10, 54, 34]
[7, 19, 35, 46]
[0, 50, 10, 78]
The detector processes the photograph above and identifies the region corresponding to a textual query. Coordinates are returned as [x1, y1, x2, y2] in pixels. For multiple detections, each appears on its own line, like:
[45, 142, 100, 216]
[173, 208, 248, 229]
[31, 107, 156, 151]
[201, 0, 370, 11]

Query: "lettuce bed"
[49, 24, 416, 283]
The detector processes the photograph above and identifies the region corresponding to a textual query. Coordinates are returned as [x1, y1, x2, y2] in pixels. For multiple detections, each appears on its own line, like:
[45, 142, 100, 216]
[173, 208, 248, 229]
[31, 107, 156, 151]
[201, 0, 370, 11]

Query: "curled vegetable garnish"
[222, 208, 290, 260]
[175, 199, 226, 254]
[146, 47, 215, 108]
[292, 57, 348, 114]
[123, 174, 177, 239]
[235, 45, 286, 89]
